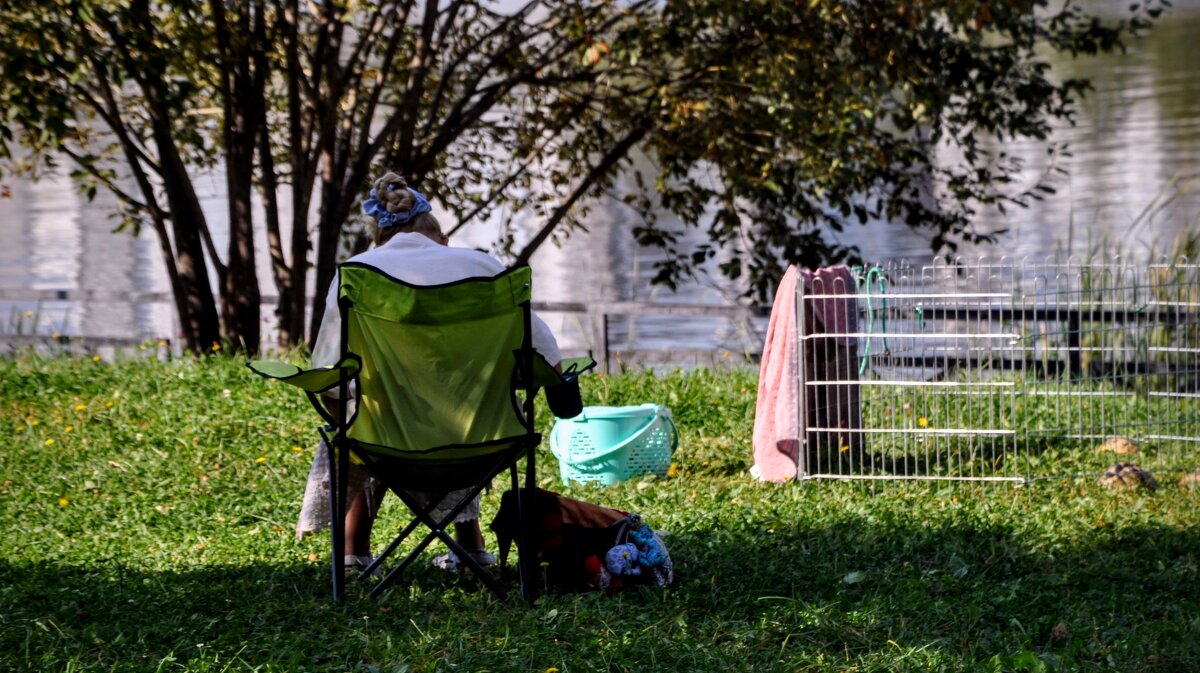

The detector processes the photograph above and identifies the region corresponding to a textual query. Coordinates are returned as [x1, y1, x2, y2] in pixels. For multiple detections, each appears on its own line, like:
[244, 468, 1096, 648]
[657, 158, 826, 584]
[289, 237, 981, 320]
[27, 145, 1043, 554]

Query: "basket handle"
[658, 407, 680, 453]
[548, 417, 575, 462]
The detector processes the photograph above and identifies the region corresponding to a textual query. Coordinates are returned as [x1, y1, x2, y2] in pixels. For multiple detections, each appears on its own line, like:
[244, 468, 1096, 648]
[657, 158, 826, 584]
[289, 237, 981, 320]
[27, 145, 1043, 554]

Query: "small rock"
[1097, 436, 1139, 455]
[1099, 462, 1157, 491]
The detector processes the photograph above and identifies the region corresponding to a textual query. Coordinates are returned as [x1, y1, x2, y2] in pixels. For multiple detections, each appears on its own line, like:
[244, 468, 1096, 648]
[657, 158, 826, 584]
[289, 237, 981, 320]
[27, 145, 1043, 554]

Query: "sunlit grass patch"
[0, 353, 1197, 673]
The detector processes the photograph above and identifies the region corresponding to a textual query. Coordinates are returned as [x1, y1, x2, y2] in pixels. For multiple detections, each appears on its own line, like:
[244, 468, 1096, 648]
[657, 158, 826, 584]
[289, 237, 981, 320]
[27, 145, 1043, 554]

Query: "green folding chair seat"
[249, 262, 591, 601]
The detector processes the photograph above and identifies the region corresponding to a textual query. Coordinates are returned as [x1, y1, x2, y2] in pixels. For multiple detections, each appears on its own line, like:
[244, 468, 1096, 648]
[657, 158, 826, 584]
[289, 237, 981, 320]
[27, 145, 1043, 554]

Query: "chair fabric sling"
[249, 262, 586, 602]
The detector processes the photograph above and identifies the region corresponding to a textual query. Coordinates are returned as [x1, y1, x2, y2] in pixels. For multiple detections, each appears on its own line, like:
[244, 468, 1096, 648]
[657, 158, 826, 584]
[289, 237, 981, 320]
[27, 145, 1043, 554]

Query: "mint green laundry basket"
[549, 404, 678, 486]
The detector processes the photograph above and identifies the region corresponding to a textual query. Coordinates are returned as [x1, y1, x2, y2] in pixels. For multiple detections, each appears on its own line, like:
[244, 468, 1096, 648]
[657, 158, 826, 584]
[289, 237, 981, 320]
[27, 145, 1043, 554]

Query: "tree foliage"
[0, 0, 1168, 350]
[612, 0, 1167, 299]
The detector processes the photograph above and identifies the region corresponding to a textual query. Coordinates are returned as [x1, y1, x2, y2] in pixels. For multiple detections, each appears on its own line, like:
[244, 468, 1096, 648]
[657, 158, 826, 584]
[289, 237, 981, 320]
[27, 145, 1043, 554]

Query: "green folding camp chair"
[249, 262, 591, 602]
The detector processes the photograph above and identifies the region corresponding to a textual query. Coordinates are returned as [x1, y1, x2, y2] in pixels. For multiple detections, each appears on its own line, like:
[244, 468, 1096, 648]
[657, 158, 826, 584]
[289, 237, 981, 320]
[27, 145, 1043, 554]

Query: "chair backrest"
[335, 262, 535, 461]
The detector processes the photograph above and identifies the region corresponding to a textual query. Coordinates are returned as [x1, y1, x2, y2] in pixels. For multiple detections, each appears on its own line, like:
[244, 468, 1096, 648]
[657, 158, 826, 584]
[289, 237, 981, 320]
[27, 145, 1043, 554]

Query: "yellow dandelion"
[105, 401, 114, 408]
[30, 419, 40, 426]
[918, 417, 929, 428]
[545, 668, 560, 673]
[45, 438, 55, 446]
[255, 456, 267, 463]
[840, 445, 850, 453]
[292, 446, 304, 453]
[74, 404, 86, 412]
[211, 342, 221, 352]
[58, 497, 69, 507]
[667, 462, 679, 478]
[64, 426, 73, 433]
[92, 355, 101, 362]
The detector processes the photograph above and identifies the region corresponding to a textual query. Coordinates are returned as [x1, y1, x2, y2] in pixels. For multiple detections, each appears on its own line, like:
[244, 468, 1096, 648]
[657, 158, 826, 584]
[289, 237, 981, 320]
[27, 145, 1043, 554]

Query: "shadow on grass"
[2, 507, 1198, 671]
[658, 505, 1200, 670]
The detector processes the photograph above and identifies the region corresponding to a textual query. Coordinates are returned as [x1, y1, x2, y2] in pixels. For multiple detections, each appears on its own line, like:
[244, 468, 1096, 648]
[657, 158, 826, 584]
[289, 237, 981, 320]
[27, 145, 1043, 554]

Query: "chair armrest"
[534, 355, 596, 419]
[530, 354, 596, 388]
[246, 357, 362, 393]
[557, 356, 598, 383]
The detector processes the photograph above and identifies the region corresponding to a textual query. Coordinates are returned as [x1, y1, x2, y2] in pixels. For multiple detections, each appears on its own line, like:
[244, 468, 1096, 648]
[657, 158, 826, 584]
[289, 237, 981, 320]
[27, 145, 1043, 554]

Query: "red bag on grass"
[490, 487, 628, 593]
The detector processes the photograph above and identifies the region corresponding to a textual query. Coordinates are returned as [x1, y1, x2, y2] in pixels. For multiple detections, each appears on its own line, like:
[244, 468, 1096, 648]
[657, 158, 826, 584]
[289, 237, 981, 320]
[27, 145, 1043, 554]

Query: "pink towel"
[752, 266, 801, 482]
[753, 264, 858, 481]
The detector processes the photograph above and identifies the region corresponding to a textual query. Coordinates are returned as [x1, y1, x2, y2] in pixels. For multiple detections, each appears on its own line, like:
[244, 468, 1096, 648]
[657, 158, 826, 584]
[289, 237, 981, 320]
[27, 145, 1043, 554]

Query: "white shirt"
[311, 231, 562, 369]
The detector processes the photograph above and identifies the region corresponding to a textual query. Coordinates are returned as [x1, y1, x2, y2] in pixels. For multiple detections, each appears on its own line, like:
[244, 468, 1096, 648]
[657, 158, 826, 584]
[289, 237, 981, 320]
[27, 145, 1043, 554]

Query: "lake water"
[2, 0, 1198, 358]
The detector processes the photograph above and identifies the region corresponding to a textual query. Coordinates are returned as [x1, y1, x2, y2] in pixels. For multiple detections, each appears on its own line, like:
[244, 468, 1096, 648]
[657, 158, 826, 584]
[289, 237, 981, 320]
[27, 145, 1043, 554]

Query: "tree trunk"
[126, 0, 220, 352]
[148, 213, 198, 353]
[287, 190, 313, 349]
[307, 2, 349, 346]
[276, 0, 313, 350]
[309, 170, 345, 345]
[160, 145, 222, 351]
[224, 125, 263, 354]
[257, 106, 294, 350]
[217, 2, 264, 355]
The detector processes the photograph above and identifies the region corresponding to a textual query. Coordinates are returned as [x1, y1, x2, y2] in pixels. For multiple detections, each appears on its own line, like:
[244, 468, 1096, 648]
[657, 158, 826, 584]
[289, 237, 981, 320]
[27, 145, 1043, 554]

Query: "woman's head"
[362, 172, 445, 245]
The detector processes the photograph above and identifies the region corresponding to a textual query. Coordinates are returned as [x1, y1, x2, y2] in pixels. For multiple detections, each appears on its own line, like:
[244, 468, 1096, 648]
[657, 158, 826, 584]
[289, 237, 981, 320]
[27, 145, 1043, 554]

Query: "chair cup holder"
[546, 378, 583, 419]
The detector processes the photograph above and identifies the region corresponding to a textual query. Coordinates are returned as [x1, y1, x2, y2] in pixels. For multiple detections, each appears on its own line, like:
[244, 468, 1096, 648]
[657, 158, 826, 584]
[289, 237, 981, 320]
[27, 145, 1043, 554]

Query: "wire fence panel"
[796, 256, 1200, 484]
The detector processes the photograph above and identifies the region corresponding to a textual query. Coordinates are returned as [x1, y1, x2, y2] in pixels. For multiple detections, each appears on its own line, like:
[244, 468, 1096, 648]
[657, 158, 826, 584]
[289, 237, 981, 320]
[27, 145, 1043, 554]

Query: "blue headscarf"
[362, 181, 432, 230]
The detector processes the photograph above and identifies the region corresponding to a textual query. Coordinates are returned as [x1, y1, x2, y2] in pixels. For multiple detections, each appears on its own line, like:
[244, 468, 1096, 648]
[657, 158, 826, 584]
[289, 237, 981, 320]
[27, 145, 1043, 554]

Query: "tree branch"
[57, 147, 148, 211]
[393, 0, 443, 169]
[515, 120, 650, 265]
[422, 0, 543, 139]
[445, 93, 597, 236]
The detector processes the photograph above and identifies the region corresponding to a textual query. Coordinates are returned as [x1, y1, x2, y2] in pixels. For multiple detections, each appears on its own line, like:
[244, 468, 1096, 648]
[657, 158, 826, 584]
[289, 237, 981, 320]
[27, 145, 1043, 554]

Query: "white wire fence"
[796, 256, 1200, 484]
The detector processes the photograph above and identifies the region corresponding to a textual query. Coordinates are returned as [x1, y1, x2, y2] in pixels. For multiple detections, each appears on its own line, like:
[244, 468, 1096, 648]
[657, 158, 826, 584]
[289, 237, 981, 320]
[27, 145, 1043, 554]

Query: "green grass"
[1, 353, 1198, 672]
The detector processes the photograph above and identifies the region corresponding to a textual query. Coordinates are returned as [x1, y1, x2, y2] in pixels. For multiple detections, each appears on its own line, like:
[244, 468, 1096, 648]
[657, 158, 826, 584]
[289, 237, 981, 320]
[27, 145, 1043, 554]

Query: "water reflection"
[965, 1, 1200, 258]
[1, 1, 1198, 354]
[527, 190, 763, 355]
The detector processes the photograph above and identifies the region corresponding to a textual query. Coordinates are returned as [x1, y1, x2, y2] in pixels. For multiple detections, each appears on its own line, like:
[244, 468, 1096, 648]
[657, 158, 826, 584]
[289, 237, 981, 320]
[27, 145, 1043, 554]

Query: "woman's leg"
[345, 482, 386, 557]
[453, 520, 486, 552]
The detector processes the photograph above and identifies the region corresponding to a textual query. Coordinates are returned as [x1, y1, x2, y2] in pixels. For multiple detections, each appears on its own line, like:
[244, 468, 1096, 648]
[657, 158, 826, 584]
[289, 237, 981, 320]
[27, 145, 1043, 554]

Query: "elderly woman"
[298, 171, 563, 574]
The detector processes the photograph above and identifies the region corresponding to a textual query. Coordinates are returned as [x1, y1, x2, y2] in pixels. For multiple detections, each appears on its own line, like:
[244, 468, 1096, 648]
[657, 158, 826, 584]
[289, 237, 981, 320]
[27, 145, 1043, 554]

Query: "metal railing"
[0, 289, 768, 368]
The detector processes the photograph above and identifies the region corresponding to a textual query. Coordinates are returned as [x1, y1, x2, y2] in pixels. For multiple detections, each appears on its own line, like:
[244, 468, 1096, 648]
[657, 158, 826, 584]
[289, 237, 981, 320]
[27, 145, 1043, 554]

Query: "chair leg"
[363, 493, 444, 596]
[528, 447, 539, 600]
[368, 503, 509, 600]
[370, 530, 443, 599]
[510, 465, 528, 600]
[362, 516, 423, 578]
[352, 449, 530, 601]
[328, 440, 348, 603]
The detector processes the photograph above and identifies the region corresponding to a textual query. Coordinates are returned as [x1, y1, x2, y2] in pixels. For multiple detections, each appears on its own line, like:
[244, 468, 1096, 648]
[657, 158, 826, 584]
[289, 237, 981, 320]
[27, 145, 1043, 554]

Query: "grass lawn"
[1, 352, 1197, 673]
